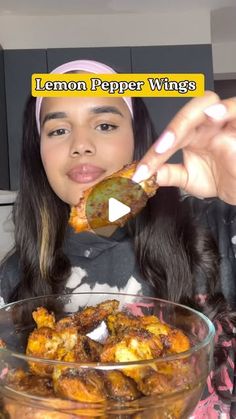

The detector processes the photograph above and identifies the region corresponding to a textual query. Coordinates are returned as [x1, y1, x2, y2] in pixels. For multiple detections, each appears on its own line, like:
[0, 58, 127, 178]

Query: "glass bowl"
[0, 293, 215, 419]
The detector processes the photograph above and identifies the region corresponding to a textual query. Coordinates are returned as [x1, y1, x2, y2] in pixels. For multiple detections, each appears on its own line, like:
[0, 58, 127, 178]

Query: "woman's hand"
[132, 91, 236, 204]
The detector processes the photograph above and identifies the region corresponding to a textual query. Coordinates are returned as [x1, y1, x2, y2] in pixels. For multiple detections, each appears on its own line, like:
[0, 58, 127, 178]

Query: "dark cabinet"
[214, 79, 236, 99]
[47, 47, 132, 73]
[131, 45, 214, 132]
[131, 45, 214, 163]
[2, 45, 214, 190]
[0, 46, 9, 190]
[4, 50, 47, 190]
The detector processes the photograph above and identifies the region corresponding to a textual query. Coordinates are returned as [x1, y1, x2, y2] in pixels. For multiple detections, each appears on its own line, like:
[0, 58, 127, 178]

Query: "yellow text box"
[32, 73, 205, 97]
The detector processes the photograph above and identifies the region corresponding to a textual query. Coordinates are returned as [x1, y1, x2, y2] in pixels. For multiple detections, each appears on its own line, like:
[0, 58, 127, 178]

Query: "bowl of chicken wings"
[0, 293, 215, 418]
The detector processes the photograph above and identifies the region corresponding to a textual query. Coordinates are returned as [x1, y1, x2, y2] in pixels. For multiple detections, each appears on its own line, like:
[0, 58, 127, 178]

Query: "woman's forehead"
[40, 96, 129, 116]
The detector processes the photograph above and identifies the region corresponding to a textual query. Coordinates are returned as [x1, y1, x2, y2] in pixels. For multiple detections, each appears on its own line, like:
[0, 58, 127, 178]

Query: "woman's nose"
[70, 131, 96, 157]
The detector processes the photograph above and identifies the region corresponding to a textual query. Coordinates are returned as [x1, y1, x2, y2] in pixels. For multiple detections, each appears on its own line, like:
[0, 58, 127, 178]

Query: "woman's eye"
[97, 123, 117, 132]
[48, 128, 69, 137]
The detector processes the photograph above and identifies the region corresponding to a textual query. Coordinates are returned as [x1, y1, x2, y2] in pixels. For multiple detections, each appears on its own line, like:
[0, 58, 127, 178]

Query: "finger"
[203, 97, 236, 123]
[156, 163, 189, 190]
[203, 97, 236, 152]
[132, 91, 220, 183]
[156, 163, 216, 198]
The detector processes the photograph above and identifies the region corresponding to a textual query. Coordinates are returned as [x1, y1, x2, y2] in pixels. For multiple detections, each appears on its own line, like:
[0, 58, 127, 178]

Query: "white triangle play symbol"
[108, 197, 131, 222]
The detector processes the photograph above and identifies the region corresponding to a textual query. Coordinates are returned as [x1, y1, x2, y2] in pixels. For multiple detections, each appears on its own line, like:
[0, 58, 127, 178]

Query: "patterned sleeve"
[190, 294, 236, 418]
[183, 195, 236, 310]
[182, 196, 236, 416]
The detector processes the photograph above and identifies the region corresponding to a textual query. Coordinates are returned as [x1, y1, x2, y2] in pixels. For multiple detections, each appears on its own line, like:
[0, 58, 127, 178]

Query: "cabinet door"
[131, 45, 214, 163]
[4, 50, 47, 190]
[47, 47, 132, 73]
[214, 79, 236, 99]
[0, 47, 9, 190]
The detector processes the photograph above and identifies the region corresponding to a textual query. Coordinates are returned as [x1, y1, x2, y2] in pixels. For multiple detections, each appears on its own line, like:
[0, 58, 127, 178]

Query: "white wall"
[213, 41, 236, 79]
[0, 11, 210, 48]
[1, 10, 235, 77]
[0, 191, 17, 261]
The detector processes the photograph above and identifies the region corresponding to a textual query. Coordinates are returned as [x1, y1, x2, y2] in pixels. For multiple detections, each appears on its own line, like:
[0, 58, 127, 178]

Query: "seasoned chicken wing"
[107, 312, 141, 335]
[137, 370, 173, 396]
[101, 327, 163, 364]
[56, 299, 119, 334]
[103, 370, 141, 401]
[107, 312, 190, 354]
[102, 313, 191, 387]
[26, 328, 102, 378]
[53, 368, 106, 403]
[26, 300, 118, 376]
[72, 299, 119, 334]
[32, 307, 56, 329]
[100, 327, 163, 383]
[69, 161, 159, 233]
[26, 326, 78, 377]
[160, 329, 190, 354]
[6, 368, 54, 398]
[53, 368, 141, 403]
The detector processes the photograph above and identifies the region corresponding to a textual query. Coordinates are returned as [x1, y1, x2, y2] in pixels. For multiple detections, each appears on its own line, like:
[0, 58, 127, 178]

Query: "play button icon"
[108, 198, 131, 222]
[84, 175, 152, 233]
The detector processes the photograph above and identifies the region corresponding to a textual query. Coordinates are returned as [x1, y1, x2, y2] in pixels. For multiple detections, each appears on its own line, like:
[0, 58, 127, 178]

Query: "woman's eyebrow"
[41, 106, 124, 128]
[90, 106, 124, 117]
[42, 112, 67, 127]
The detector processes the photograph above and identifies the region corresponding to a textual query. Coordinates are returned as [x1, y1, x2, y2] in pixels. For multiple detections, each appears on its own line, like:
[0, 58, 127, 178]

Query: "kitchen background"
[0, 0, 236, 260]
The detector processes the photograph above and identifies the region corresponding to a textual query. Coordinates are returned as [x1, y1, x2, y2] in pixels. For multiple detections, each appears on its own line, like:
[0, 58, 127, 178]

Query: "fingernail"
[204, 103, 227, 120]
[154, 131, 175, 154]
[132, 164, 150, 183]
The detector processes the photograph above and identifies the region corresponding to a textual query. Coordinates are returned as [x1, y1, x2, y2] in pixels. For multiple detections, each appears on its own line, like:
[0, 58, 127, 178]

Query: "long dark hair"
[8, 95, 236, 403]
[11, 95, 71, 299]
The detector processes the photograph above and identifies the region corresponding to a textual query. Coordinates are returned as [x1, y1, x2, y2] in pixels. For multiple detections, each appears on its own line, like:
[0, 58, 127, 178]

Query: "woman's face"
[40, 96, 134, 206]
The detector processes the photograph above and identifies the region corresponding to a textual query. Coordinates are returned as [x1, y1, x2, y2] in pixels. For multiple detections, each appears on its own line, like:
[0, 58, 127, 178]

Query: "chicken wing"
[32, 307, 56, 329]
[26, 326, 78, 377]
[107, 312, 141, 335]
[56, 299, 119, 335]
[137, 370, 173, 396]
[26, 301, 118, 377]
[69, 161, 159, 233]
[53, 368, 106, 403]
[103, 370, 141, 401]
[107, 312, 190, 354]
[72, 299, 119, 334]
[6, 368, 54, 398]
[100, 327, 163, 383]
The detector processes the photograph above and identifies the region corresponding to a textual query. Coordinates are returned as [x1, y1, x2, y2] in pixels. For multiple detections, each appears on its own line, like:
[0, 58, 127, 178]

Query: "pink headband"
[35, 59, 133, 133]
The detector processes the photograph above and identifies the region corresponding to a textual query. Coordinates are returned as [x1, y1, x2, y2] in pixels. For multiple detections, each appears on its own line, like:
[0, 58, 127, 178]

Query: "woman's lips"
[67, 164, 106, 184]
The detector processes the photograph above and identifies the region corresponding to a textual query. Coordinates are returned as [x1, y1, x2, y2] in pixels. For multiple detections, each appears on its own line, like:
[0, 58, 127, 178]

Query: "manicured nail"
[204, 103, 227, 120]
[132, 164, 150, 183]
[154, 131, 175, 154]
